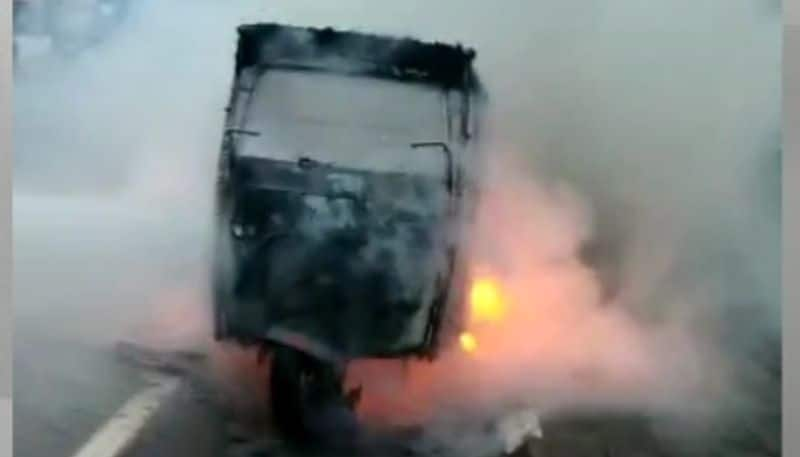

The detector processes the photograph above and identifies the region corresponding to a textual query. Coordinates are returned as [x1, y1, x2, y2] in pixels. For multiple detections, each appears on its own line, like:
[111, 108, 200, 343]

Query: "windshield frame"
[232, 64, 454, 174]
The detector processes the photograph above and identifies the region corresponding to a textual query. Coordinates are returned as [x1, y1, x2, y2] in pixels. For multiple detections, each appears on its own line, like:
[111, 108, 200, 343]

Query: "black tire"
[270, 346, 306, 439]
[269, 346, 346, 441]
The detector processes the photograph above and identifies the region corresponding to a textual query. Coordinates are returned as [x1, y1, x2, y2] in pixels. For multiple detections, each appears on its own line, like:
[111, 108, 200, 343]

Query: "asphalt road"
[12, 191, 213, 457]
[11, 320, 781, 457]
[14, 329, 147, 457]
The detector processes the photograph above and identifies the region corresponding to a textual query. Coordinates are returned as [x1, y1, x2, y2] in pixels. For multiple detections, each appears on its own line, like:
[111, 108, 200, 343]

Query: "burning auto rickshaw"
[212, 23, 484, 437]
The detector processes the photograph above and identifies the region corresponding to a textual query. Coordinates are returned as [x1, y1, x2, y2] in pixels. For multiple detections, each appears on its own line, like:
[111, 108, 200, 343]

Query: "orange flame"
[458, 277, 507, 354]
[459, 331, 478, 353]
[469, 277, 506, 324]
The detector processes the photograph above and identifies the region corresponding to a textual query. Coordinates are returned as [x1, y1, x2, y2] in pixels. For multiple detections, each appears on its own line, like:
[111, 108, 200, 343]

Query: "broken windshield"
[237, 68, 449, 178]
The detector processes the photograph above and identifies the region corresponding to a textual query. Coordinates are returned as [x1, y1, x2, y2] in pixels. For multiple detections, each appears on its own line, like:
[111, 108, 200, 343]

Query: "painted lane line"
[0, 397, 10, 457]
[71, 376, 181, 457]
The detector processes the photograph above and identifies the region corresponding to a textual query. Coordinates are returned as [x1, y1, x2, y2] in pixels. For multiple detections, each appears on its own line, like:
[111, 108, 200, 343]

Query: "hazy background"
[13, 1, 781, 455]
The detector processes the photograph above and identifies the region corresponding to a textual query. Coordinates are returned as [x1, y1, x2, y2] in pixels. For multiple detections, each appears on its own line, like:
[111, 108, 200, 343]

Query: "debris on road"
[114, 341, 206, 377]
[497, 408, 543, 455]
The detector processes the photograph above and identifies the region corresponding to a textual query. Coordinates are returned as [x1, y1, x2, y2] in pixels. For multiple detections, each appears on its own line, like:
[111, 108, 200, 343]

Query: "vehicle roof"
[235, 22, 482, 91]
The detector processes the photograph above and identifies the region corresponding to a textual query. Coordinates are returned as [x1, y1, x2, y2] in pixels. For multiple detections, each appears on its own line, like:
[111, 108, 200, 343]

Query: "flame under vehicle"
[212, 23, 484, 436]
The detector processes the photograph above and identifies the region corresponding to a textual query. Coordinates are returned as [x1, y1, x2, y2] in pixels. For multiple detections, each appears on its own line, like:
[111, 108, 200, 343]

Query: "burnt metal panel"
[234, 22, 482, 92]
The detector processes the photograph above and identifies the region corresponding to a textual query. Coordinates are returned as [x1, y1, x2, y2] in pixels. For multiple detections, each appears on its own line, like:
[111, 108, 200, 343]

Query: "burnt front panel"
[219, 159, 454, 358]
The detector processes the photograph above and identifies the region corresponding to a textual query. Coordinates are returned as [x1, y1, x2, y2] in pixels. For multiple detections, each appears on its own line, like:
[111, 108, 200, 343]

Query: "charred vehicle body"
[212, 23, 484, 436]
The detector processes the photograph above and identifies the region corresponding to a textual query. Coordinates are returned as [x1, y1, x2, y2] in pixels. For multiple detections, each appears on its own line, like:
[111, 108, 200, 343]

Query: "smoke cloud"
[13, 0, 780, 455]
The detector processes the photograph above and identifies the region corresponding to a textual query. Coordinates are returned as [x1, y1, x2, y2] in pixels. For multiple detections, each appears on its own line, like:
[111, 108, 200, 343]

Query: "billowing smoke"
[14, 0, 780, 455]
[347, 152, 752, 454]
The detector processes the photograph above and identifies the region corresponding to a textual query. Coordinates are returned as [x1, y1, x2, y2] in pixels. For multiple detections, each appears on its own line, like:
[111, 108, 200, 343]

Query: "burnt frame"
[214, 23, 483, 359]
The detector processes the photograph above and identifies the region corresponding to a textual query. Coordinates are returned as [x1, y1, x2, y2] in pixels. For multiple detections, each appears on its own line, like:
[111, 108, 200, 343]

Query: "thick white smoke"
[14, 0, 780, 455]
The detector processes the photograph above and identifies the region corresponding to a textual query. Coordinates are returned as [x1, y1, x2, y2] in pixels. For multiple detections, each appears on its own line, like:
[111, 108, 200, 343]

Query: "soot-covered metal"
[212, 22, 483, 437]
[224, 156, 453, 357]
[234, 22, 481, 91]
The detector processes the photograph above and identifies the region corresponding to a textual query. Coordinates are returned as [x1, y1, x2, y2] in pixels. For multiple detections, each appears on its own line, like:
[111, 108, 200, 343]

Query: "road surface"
[14, 329, 148, 457]
[9, 336, 682, 457]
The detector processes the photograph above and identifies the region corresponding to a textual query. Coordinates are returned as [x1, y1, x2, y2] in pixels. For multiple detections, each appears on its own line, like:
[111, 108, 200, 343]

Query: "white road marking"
[71, 376, 181, 457]
[0, 397, 10, 457]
